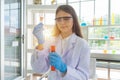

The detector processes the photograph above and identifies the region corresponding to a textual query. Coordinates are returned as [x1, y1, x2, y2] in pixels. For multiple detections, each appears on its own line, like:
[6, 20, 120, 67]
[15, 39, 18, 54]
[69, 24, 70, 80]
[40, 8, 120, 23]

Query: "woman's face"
[55, 10, 73, 34]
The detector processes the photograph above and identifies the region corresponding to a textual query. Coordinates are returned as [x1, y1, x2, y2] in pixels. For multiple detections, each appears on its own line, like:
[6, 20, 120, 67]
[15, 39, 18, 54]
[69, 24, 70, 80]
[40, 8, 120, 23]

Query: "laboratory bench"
[90, 53, 120, 80]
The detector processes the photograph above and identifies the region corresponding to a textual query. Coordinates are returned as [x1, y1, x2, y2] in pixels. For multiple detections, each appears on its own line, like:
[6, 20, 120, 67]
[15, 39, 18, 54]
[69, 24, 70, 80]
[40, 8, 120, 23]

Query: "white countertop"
[91, 53, 120, 61]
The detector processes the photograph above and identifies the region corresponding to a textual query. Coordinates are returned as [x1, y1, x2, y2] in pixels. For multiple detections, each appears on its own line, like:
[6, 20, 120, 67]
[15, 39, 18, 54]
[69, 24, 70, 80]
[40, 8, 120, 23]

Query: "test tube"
[50, 45, 56, 71]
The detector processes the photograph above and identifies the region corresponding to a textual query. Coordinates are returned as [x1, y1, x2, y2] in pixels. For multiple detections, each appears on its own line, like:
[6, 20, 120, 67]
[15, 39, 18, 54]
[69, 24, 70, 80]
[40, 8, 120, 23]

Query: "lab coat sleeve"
[31, 37, 56, 74]
[62, 40, 90, 80]
[31, 49, 50, 74]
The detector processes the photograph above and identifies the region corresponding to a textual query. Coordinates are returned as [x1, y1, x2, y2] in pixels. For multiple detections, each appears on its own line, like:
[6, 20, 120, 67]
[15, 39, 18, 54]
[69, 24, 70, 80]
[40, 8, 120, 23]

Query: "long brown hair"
[53, 5, 83, 38]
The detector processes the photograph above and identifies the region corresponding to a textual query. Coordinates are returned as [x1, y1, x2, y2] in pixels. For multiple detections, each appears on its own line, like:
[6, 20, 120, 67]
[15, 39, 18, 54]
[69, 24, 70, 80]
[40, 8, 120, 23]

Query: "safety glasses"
[55, 16, 72, 23]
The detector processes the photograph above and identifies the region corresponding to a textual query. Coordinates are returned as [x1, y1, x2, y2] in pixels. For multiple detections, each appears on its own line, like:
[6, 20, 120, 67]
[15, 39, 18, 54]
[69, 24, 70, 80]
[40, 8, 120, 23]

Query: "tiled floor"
[96, 68, 120, 80]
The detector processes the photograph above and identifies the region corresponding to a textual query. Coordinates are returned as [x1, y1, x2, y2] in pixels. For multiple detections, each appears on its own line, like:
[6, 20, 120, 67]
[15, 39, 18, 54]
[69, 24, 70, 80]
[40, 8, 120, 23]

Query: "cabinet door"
[4, 0, 23, 80]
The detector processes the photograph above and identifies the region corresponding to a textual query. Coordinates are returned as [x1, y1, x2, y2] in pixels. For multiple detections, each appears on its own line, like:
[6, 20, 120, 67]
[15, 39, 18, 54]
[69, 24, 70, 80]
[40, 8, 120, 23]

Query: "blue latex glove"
[48, 53, 67, 73]
[33, 23, 45, 44]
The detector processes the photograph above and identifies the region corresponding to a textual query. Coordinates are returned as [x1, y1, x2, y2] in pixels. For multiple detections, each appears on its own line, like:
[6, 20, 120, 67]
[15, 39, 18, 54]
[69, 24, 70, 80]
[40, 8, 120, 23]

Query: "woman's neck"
[61, 31, 73, 39]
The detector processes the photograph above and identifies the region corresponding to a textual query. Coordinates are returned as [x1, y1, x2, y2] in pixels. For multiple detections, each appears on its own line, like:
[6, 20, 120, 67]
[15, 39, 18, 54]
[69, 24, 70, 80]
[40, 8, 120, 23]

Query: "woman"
[31, 5, 90, 80]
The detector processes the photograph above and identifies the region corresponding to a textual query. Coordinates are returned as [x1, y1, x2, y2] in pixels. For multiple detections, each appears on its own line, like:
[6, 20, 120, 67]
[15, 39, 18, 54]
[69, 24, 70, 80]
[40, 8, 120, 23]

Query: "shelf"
[5, 57, 20, 61]
[27, 5, 58, 10]
[87, 25, 120, 28]
[88, 38, 120, 40]
[88, 38, 106, 40]
[27, 24, 54, 29]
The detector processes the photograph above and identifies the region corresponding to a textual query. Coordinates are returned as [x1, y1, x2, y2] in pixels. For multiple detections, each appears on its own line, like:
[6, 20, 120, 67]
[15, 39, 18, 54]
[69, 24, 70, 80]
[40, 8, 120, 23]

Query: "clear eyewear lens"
[55, 17, 72, 22]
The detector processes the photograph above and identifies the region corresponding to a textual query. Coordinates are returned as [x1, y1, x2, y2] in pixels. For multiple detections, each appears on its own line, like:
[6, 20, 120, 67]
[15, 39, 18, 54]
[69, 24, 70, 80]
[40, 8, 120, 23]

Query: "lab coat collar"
[55, 33, 78, 56]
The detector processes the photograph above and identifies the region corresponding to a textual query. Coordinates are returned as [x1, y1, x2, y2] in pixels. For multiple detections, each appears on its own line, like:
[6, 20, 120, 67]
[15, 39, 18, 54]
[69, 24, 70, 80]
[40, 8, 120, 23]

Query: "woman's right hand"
[33, 23, 45, 44]
[36, 44, 44, 50]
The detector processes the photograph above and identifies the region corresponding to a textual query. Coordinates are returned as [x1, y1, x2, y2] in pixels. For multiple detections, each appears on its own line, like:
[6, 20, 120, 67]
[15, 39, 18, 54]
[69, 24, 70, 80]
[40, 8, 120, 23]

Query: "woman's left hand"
[48, 53, 67, 73]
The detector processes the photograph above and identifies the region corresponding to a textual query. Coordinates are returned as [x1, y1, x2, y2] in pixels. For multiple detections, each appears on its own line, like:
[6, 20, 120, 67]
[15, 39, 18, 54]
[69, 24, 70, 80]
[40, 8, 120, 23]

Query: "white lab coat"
[31, 33, 90, 80]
